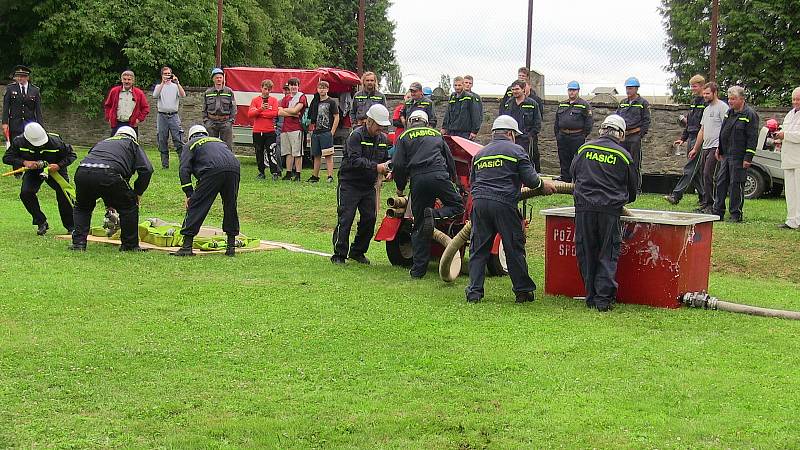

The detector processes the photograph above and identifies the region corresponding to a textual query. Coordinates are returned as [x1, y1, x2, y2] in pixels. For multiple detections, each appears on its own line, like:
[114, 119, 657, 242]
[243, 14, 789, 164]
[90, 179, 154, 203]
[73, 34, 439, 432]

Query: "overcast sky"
[388, 0, 673, 96]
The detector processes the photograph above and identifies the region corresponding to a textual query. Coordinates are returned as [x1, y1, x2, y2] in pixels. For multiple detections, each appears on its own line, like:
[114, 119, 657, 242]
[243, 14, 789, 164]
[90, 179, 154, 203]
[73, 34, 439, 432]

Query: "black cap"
[13, 65, 31, 76]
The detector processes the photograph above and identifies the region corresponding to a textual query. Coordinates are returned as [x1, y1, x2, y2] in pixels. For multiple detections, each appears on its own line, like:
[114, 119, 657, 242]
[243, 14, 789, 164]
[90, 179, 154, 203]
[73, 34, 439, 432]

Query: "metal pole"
[709, 0, 719, 82]
[215, 0, 223, 68]
[357, 0, 366, 75]
[525, 0, 533, 69]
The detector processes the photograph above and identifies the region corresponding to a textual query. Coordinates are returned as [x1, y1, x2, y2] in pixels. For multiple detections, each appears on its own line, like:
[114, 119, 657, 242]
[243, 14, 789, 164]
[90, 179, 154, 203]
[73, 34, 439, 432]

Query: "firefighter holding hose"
[3, 122, 76, 235]
[465, 115, 556, 303]
[392, 109, 464, 279]
[570, 114, 638, 312]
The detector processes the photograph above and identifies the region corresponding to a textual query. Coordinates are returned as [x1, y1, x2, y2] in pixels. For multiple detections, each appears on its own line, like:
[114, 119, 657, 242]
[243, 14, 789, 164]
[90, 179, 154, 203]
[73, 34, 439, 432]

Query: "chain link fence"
[389, 0, 672, 100]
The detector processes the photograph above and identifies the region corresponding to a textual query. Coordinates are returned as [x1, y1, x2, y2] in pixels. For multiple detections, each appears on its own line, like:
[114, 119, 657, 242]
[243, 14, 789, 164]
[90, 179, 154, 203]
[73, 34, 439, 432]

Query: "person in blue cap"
[202, 68, 236, 150]
[554, 81, 593, 182]
[615, 77, 650, 190]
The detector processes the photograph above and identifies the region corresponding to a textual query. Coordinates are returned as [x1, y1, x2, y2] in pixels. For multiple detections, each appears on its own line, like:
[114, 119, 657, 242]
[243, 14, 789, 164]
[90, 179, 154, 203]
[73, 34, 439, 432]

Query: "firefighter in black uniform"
[554, 81, 593, 182]
[466, 116, 556, 303]
[402, 82, 437, 129]
[712, 86, 759, 222]
[71, 127, 154, 251]
[665, 77, 707, 205]
[442, 76, 481, 140]
[332, 104, 391, 265]
[173, 125, 242, 257]
[2, 123, 76, 235]
[570, 115, 638, 312]
[500, 80, 542, 172]
[2, 65, 43, 144]
[392, 110, 465, 278]
[615, 77, 650, 189]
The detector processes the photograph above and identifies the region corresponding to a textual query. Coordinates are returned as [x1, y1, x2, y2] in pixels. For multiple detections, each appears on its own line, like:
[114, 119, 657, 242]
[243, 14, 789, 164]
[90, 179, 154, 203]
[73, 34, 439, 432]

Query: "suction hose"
[681, 291, 800, 320]
[438, 181, 575, 282]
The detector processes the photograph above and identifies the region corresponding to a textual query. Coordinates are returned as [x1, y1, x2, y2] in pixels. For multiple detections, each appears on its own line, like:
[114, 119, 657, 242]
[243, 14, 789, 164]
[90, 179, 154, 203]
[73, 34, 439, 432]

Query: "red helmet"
[766, 118, 780, 132]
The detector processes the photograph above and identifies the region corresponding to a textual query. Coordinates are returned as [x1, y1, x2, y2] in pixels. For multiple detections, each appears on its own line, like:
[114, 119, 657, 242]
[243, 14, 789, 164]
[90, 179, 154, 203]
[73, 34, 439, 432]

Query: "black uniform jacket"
[338, 125, 390, 188]
[470, 134, 542, 207]
[570, 136, 638, 213]
[80, 135, 154, 196]
[392, 126, 457, 191]
[180, 136, 241, 196]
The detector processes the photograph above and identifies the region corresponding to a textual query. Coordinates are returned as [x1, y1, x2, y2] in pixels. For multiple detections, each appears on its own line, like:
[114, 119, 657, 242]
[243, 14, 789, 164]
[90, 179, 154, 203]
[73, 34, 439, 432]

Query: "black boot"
[37, 221, 49, 236]
[172, 235, 195, 257]
[225, 234, 237, 257]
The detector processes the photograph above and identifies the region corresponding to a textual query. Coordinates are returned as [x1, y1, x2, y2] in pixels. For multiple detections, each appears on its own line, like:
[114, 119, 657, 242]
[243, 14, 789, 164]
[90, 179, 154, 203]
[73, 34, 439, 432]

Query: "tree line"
[0, 0, 396, 113]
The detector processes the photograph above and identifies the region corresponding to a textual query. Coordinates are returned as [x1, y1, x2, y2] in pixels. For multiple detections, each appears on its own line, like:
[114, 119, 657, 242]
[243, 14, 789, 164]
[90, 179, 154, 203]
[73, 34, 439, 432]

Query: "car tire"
[744, 168, 767, 199]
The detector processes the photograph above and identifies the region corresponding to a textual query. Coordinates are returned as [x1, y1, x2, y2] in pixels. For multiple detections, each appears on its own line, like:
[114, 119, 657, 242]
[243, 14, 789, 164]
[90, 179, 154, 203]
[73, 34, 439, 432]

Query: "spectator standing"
[665, 75, 707, 205]
[499, 80, 542, 171]
[152, 66, 186, 169]
[615, 76, 651, 190]
[3, 65, 42, 145]
[351, 71, 386, 127]
[248, 79, 280, 180]
[774, 87, 800, 230]
[442, 76, 481, 140]
[202, 68, 236, 150]
[103, 70, 150, 136]
[712, 86, 759, 223]
[463, 75, 483, 134]
[308, 81, 339, 183]
[278, 77, 308, 181]
[689, 82, 727, 213]
[402, 82, 437, 128]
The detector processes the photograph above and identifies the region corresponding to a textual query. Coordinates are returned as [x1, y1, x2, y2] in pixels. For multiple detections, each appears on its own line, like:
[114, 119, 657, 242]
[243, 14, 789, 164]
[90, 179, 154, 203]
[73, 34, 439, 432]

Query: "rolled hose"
[681, 292, 800, 320]
[387, 196, 408, 208]
[438, 181, 575, 282]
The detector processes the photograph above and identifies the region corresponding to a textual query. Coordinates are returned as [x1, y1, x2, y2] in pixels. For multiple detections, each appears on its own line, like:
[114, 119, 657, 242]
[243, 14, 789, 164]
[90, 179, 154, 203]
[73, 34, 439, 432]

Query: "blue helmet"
[624, 77, 640, 88]
[567, 81, 580, 90]
[422, 87, 433, 96]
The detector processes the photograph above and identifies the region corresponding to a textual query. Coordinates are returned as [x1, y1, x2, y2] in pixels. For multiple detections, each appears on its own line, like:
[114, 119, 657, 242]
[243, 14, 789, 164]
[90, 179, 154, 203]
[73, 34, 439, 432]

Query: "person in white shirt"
[152, 66, 186, 169]
[774, 86, 800, 229]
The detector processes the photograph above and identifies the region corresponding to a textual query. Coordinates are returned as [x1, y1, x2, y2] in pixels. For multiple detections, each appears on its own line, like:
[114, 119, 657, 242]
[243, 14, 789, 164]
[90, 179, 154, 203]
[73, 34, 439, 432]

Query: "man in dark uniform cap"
[2, 65, 43, 145]
[172, 125, 241, 257]
[3, 122, 76, 235]
[70, 127, 154, 252]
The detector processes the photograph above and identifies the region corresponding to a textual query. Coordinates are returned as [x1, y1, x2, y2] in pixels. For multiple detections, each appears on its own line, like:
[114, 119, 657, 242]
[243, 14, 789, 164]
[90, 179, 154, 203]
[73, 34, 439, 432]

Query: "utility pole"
[525, 0, 533, 70]
[215, 0, 223, 68]
[357, 0, 366, 75]
[709, 0, 719, 82]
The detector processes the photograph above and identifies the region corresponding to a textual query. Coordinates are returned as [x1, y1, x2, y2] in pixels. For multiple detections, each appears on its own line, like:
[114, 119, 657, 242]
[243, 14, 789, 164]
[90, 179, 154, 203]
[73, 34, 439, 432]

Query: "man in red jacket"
[103, 70, 150, 136]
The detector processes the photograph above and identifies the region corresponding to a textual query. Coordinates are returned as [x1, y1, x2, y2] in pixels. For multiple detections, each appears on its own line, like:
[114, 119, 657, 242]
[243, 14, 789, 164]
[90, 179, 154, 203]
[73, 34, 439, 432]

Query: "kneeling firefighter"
[71, 127, 154, 251]
[173, 125, 241, 257]
[570, 114, 638, 312]
[392, 109, 464, 278]
[3, 123, 77, 235]
[466, 115, 556, 303]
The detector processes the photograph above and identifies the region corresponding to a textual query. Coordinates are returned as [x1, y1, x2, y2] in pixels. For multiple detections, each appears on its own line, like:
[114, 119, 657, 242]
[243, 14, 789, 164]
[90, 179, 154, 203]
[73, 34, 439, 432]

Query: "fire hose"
[681, 292, 800, 320]
[438, 181, 575, 282]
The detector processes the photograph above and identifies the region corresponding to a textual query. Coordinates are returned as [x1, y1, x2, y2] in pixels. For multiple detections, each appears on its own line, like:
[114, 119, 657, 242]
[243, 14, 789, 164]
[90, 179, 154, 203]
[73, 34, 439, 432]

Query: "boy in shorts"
[278, 77, 307, 181]
[309, 81, 340, 182]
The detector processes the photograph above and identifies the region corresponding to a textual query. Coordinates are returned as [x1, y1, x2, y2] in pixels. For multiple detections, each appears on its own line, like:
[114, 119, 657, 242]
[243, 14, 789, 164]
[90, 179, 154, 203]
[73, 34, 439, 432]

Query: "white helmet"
[23, 123, 49, 147]
[491, 115, 522, 135]
[601, 114, 626, 133]
[365, 104, 391, 126]
[408, 109, 428, 124]
[187, 125, 208, 140]
[115, 126, 137, 140]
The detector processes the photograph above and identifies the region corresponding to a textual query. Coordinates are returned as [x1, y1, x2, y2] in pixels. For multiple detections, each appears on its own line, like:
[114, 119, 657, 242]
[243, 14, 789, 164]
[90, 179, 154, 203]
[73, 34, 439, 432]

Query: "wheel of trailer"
[487, 241, 509, 276]
[744, 168, 767, 199]
[386, 229, 413, 267]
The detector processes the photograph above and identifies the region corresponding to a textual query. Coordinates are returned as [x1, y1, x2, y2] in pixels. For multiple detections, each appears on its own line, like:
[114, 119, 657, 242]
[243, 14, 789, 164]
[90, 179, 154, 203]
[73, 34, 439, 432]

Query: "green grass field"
[1, 148, 799, 448]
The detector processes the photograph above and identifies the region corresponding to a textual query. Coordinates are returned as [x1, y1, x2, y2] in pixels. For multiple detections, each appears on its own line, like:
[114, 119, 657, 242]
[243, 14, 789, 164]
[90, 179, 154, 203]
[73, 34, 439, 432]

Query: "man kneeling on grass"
[172, 125, 241, 257]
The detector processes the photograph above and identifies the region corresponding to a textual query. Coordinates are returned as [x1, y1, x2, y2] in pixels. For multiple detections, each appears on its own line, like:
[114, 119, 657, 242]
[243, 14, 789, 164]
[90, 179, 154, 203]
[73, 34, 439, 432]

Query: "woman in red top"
[248, 79, 280, 179]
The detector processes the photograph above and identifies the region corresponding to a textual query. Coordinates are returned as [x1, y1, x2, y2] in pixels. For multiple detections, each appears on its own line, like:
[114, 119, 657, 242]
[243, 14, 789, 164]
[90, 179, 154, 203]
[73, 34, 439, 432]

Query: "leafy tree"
[660, 0, 800, 105]
[384, 66, 404, 93]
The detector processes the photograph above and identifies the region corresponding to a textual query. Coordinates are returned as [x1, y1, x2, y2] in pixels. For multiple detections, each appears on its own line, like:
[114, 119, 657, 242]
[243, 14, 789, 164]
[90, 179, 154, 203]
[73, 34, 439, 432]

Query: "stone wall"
[2, 85, 788, 174]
